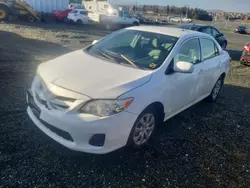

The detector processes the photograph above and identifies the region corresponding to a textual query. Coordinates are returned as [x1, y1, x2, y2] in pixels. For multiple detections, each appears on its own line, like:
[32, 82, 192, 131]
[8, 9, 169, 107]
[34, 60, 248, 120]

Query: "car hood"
[37, 50, 152, 99]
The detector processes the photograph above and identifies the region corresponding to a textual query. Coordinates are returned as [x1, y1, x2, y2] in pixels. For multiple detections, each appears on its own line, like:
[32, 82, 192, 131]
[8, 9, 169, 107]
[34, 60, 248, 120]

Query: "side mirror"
[173, 61, 194, 73]
[92, 40, 98, 45]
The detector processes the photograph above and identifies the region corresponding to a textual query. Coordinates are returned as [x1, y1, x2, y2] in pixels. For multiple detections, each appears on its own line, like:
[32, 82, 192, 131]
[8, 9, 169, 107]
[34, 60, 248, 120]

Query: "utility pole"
[135, 0, 138, 13]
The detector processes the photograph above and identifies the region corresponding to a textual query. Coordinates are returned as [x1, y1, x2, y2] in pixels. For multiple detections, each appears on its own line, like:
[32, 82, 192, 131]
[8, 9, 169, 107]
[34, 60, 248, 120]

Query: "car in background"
[67, 9, 89, 24]
[240, 43, 250, 65]
[181, 17, 192, 23]
[52, 8, 72, 22]
[180, 24, 228, 49]
[170, 17, 181, 23]
[27, 26, 230, 154]
[235, 26, 248, 34]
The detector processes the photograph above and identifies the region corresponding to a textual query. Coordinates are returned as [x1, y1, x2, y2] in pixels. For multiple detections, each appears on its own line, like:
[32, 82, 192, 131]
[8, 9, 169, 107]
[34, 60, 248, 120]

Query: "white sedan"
[27, 26, 230, 154]
[67, 9, 89, 24]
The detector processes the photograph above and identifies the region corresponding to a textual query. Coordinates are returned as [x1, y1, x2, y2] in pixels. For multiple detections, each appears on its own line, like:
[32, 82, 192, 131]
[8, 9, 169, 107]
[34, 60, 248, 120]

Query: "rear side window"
[200, 38, 219, 60]
[211, 28, 220, 37]
[72, 10, 78, 13]
[80, 11, 88, 15]
[201, 27, 212, 35]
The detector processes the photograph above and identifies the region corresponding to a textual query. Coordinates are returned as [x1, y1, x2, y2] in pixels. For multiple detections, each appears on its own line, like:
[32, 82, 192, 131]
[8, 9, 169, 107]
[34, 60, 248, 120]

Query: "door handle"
[199, 69, 204, 73]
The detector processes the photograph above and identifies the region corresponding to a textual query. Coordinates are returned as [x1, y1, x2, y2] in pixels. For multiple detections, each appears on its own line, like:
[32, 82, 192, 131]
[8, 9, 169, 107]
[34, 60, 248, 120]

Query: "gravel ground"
[0, 22, 250, 188]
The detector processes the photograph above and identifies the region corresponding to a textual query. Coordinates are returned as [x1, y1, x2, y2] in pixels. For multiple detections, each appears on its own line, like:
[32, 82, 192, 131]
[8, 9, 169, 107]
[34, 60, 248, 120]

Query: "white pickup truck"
[89, 10, 140, 30]
[83, 0, 139, 30]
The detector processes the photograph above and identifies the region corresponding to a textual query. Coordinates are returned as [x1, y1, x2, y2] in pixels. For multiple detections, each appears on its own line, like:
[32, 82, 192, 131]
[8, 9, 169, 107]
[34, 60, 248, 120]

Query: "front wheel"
[0, 5, 10, 21]
[127, 108, 157, 149]
[205, 76, 224, 102]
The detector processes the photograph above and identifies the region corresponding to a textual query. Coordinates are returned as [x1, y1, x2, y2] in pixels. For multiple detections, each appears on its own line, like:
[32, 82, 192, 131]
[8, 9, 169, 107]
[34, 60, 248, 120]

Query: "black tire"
[205, 75, 224, 102]
[127, 106, 159, 149]
[64, 17, 69, 23]
[221, 42, 227, 50]
[105, 23, 111, 30]
[27, 15, 36, 23]
[133, 21, 140, 26]
[76, 19, 83, 25]
[0, 5, 10, 21]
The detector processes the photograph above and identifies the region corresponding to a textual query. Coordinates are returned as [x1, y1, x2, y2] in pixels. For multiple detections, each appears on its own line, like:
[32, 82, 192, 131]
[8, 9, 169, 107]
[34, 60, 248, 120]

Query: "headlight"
[79, 98, 134, 117]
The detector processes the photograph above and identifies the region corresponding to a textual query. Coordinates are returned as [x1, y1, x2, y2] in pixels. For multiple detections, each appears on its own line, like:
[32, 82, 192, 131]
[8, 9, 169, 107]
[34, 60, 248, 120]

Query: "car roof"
[127, 26, 208, 38]
[74, 8, 88, 11]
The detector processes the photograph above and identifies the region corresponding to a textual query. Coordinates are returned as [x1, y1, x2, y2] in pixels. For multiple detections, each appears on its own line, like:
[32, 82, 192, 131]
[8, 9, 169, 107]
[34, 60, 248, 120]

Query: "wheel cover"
[133, 114, 155, 146]
[0, 10, 6, 19]
[28, 16, 35, 22]
[212, 80, 221, 99]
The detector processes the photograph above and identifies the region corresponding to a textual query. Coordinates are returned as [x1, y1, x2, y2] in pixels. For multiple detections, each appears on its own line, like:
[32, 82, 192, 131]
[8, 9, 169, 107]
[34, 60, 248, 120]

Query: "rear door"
[199, 38, 222, 94]
[80, 11, 89, 24]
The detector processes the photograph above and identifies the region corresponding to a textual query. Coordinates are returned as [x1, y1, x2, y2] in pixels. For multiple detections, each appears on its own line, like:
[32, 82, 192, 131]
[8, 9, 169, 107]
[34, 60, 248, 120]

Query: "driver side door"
[163, 38, 205, 118]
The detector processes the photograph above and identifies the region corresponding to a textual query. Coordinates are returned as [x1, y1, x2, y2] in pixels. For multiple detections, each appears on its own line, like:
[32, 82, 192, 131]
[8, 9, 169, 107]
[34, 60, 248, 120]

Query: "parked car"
[235, 25, 248, 34]
[52, 8, 72, 22]
[240, 43, 250, 65]
[180, 24, 228, 49]
[67, 9, 89, 24]
[170, 17, 181, 22]
[27, 26, 230, 154]
[181, 17, 192, 23]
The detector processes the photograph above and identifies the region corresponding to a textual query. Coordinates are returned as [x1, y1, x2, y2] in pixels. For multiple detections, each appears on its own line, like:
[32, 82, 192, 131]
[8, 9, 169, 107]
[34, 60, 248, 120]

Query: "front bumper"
[27, 90, 138, 154]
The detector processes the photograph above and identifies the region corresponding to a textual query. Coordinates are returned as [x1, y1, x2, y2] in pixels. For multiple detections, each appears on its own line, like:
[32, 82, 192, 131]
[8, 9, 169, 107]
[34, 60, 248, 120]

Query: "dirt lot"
[0, 22, 250, 188]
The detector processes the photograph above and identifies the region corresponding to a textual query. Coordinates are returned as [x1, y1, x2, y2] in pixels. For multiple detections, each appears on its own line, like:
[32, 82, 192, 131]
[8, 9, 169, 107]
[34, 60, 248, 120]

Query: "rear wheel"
[27, 15, 36, 23]
[221, 42, 227, 50]
[76, 19, 83, 25]
[205, 76, 224, 102]
[0, 5, 10, 21]
[133, 21, 139, 26]
[105, 23, 111, 30]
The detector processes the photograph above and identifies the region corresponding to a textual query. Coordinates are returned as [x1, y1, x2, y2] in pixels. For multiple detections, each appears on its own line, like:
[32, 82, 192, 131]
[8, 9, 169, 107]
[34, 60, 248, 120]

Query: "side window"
[201, 27, 212, 35]
[174, 39, 201, 64]
[200, 38, 219, 60]
[211, 28, 220, 37]
[118, 11, 123, 17]
[80, 11, 88, 16]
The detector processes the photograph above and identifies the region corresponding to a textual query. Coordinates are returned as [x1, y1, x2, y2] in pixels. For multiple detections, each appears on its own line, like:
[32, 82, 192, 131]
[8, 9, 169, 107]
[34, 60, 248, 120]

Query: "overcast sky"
[110, 0, 250, 13]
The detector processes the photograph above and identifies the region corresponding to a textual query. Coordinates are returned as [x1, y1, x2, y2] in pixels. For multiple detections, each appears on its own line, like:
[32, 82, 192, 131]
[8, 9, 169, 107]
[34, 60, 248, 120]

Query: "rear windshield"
[180, 25, 200, 31]
[86, 29, 179, 70]
[239, 26, 246, 29]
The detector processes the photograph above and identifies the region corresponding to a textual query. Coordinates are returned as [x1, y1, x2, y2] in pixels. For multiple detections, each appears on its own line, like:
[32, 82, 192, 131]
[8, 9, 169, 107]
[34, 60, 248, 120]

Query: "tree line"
[133, 5, 213, 21]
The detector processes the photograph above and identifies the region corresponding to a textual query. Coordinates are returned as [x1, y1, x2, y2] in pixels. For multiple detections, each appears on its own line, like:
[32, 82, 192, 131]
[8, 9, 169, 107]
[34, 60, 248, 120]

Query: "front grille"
[35, 82, 75, 110]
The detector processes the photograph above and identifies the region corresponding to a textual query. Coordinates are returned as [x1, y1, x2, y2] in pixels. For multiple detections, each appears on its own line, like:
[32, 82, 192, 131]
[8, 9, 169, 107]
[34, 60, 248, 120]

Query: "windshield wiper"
[99, 49, 115, 61]
[102, 49, 139, 69]
[120, 54, 139, 68]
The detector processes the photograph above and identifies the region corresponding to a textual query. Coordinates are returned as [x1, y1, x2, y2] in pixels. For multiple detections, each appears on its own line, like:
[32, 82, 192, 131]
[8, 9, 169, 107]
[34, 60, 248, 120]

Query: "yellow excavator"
[0, 0, 41, 22]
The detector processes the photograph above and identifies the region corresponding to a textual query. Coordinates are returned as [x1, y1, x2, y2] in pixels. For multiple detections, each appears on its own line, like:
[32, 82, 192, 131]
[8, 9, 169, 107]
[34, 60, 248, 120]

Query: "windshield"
[86, 29, 179, 70]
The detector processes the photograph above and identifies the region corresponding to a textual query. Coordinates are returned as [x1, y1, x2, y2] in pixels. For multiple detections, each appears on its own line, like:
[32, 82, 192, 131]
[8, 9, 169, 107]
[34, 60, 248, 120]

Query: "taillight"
[244, 45, 250, 52]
